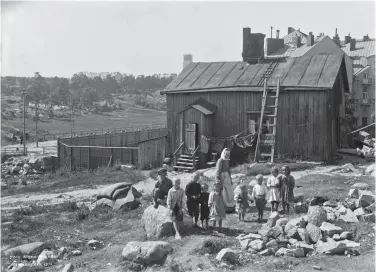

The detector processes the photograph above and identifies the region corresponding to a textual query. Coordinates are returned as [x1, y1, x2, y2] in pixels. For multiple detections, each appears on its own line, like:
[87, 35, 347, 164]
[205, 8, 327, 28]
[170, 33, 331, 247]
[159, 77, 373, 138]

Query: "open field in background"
[4, 106, 166, 136]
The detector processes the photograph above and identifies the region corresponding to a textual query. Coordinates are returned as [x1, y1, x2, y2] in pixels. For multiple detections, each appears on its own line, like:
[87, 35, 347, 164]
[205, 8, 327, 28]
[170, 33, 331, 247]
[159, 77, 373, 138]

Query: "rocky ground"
[1, 155, 375, 272]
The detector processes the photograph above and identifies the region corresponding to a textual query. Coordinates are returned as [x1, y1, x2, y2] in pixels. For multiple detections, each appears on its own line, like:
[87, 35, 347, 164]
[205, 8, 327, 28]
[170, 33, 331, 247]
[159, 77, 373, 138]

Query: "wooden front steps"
[174, 154, 199, 172]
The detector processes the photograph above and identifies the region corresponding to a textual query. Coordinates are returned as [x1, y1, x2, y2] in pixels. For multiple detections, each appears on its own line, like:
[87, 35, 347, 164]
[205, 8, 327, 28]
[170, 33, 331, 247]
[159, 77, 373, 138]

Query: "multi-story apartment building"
[342, 36, 375, 127]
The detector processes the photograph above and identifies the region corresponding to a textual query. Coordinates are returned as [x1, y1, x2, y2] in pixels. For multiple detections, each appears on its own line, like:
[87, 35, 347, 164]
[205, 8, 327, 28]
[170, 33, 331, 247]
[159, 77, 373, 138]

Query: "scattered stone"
[266, 212, 280, 228]
[3, 242, 47, 257]
[265, 239, 278, 249]
[307, 206, 327, 227]
[316, 239, 347, 255]
[142, 205, 173, 239]
[366, 203, 375, 213]
[289, 238, 298, 245]
[333, 234, 341, 241]
[341, 239, 360, 249]
[297, 228, 311, 244]
[216, 248, 238, 265]
[354, 207, 367, 217]
[293, 241, 314, 255]
[241, 233, 262, 241]
[342, 198, 357, 211]
[340, 232, 352, 240]
[239, 239, 251, 250]
[306, 223, 322, 243]
[309, 196, 329, 206]
[348, 188, 359, 199]
[247, 248, 257, 254]
[359, 191, 375, 207]
[71, 250, 82, 256]
[57, 247, 68, 258]
[258, 226, 271, 237]
[320, 222, 343, 237]
[36, 249, 57, 266]
[345, 249, 360, 256]
[88, 239, 101, 249]
[326, 212, 337, 222]
[122, 241, 172, 266]
[285, 217, 307, 233]
[249, 240, 264, 251]
[323, 200, 338, 208]
[294, 202, 308, 214]
[259, 248, 273, 256]
[286, 226, 300, 240]
[313, 265, 322, 270]
[292, 248, 305, 258]
[339, 209, 359, 223]
[275, 218, 288, 227]
[269, 226, 283, 239]
[338, 205, 347, 215]
[359, 213, 376, 223]
[294, 195, 304, 203]
[351, 183, 370, 190]
[62, 263, 74, 272]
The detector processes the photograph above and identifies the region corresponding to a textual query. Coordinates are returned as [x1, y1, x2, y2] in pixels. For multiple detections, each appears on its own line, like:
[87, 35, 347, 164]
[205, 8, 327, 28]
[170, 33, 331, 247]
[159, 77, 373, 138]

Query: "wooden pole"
[22, 89, 26, 155]
[35, 103, 39, 147]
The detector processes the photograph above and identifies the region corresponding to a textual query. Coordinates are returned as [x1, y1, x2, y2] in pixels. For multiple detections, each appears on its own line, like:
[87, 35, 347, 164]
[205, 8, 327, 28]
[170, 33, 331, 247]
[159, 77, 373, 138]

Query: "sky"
[1, 1, 375, 78]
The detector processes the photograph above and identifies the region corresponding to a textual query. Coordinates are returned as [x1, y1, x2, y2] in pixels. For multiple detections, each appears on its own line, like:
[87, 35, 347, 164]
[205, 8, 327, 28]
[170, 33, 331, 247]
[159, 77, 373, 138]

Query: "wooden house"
[160, 54, 349, 169]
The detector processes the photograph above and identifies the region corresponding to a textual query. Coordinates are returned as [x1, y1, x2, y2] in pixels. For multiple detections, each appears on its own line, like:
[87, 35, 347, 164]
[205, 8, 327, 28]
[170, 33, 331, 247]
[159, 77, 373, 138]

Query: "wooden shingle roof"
[162, 54, 345, 94]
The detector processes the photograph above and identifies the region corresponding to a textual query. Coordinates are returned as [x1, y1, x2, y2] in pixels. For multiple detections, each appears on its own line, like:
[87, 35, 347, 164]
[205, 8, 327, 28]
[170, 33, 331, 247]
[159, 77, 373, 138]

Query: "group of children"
[152, 165, 295, 240]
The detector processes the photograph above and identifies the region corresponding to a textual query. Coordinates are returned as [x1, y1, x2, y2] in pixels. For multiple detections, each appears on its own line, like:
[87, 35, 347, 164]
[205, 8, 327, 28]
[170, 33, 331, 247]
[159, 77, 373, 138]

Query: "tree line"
[1, 72, 175, 109]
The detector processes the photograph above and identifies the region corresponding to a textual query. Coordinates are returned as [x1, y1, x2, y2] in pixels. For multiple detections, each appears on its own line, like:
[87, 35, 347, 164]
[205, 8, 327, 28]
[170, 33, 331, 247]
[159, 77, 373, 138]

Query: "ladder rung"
[267, 105, 277, 108]
[260, 153, 272, 157]
[262, 123, 276, 126]
[265, 114, 277, 117]
[268, 96, 278, 98]
[260, 143, 275, 146]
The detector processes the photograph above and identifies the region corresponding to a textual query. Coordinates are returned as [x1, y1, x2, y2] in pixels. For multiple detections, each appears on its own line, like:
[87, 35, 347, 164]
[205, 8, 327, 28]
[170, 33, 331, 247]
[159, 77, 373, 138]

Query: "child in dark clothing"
[185, 172, 202, 227]
[200, 183, 210, 229]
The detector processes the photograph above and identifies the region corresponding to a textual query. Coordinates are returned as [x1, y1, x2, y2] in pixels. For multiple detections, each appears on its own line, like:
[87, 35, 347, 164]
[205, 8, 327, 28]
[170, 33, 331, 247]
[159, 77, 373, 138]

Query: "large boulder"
[340, 232, 352, 240]
[275, 218, 288, 227]
[249, 240, 264, 251]
[3, 242, 48, 257]
[216, 248, 238, 264]
[266, 212, 280, 228]
[365, 203, 375, 213]
[359, 191, 375, 207]
[239, 239, 252, 250]
[320, 222, 343, 237]
[323, 200, 339, 208]
[354, 207, 367, 217]
[342, 198, 357, 211]
[297, 228, 311, 244]
[36, 249, 57, 266]
[307, 206, 327, 226]
[306, 223, 322, 243]
[359, 213, 376, 223]
[292, 241, 314, 256]
[339, 209, 359, 223]
[142, 205, 173, 239]
[316, 239, 347, 255]
[294, 202, 308, 214]
[122, 241, 172, 266]
[351, 183, 370, 190]
[348, 189, 359, 199]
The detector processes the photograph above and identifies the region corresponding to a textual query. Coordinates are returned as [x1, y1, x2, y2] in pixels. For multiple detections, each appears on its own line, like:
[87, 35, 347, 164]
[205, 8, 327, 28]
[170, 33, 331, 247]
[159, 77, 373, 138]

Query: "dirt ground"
[1, 155, 375, 272]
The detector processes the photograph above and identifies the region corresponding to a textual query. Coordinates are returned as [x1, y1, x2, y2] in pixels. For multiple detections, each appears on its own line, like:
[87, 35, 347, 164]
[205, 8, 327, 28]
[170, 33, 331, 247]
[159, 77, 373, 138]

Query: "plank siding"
[167, 90, 333, 161]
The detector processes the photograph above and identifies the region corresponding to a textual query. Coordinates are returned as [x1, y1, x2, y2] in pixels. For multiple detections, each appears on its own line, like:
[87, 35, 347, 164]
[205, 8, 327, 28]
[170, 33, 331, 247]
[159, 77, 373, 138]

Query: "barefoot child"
[185, 172, 202, 227]
[199, 183, 210, 229]
[267, 166, 280, 213]
[252, 174, 268, 221]
[279, 166, 295, 214]
[208, 181, 226, 232]
[234, 183, 251, 222]
[167, 178, 185, 239]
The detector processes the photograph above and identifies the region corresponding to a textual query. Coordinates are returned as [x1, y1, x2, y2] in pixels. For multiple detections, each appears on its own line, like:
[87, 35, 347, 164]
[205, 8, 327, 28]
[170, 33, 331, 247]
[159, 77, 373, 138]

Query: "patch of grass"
[231, 162, 316, 176]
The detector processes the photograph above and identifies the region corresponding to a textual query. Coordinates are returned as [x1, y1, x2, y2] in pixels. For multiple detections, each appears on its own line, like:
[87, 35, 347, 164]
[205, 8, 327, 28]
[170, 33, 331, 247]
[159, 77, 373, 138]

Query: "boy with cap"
[152, 167, 173, 207]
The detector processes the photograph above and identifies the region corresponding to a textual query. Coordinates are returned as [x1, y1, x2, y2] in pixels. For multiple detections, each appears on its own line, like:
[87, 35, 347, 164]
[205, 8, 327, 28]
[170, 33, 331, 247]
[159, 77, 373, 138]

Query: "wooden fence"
[57, 127, 167, 170]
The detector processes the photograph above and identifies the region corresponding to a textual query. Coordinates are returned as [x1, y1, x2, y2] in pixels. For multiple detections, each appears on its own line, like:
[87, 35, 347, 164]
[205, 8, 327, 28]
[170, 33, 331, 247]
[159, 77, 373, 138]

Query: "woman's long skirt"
[220, 171, 235, 212]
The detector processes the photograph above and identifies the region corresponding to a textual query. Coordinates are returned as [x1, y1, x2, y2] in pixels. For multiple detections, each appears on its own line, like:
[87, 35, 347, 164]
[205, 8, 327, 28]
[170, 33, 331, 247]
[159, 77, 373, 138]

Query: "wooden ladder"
[254, 78, 280, 163]
[257, 59, 280, 86]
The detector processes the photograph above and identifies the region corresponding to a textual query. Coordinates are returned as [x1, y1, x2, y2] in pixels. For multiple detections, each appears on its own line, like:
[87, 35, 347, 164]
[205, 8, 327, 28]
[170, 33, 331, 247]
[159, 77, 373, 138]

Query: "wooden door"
[185, 123, 197, 155]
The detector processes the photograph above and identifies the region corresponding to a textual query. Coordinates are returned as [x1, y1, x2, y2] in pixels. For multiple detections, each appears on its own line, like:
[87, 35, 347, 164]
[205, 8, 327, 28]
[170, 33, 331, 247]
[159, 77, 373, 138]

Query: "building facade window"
[363, 85, 368, 94]
[362, 92, 368, 99]
[362, 117, 368, 127]
[363, 73, 369, 79]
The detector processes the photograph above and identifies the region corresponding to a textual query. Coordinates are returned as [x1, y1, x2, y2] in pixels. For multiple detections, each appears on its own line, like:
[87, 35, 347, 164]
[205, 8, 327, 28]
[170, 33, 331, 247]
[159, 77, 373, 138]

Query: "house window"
[362, 117, 368, 127]
[363, 73, 369, 79]
[363, 107, 368, 113]
[363, 85, 368, 94]
[248, 116, 260, 134]
[363, 92, 368, 99]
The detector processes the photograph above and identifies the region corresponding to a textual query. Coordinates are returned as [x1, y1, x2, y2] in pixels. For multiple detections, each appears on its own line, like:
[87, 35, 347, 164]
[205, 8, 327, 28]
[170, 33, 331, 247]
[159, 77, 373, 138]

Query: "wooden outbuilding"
[161, 53, 349, 168]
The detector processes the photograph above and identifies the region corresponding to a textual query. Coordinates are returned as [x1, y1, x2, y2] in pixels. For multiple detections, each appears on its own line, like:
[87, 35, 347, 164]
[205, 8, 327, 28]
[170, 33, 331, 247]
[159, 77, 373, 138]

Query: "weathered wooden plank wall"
[167, 90, 336, 161]
[138, 137, 166, 170]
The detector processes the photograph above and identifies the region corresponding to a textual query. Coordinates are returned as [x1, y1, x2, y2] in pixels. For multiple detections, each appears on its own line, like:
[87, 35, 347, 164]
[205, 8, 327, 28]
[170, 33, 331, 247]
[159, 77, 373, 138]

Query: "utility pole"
[21, 89, 27, 155]
[35, 102, 39, 147]
[70, 92, 73, 137]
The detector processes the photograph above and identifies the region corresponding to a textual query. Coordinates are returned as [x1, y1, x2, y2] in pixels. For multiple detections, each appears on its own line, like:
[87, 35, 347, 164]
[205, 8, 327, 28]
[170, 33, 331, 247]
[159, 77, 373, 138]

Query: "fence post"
[88, 147, 91, 170]
[70, 146, 73, 171]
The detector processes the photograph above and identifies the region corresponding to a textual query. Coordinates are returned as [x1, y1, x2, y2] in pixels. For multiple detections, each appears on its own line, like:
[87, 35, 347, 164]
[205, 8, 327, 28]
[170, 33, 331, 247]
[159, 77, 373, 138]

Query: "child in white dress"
[267, 166, 280, 213]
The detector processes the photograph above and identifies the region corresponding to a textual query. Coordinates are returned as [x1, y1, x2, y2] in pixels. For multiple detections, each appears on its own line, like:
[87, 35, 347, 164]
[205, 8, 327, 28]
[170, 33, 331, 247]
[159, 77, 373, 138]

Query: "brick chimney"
[288, 27, 295, 34]
[242, 27, 266, 63]
[344, 34, 351, 44]
[332, 28, 341, 47]
[276, 30, 280, 39]
[307, 32, 314, 46]
[183, 54, 193, 69]
[350, 39, 356, 51]
[363, 34, 370, 41]
[264, 36, 285, 55]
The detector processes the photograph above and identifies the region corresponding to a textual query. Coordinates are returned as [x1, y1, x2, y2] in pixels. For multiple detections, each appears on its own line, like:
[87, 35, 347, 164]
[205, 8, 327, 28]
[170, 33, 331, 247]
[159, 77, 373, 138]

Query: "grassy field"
[1, 160, 375, 272]
[2, 105, 166, 137]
